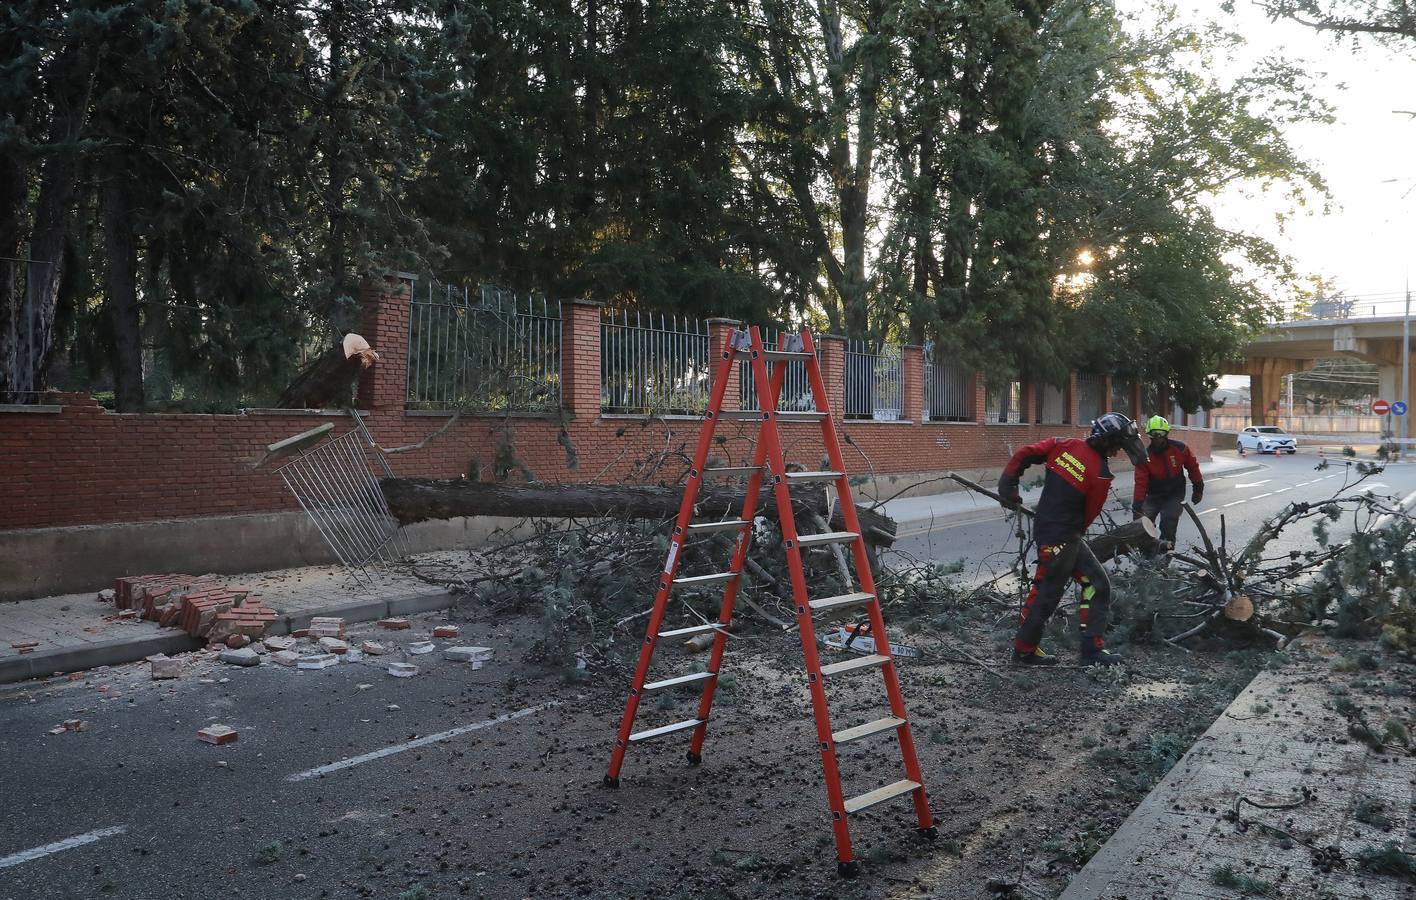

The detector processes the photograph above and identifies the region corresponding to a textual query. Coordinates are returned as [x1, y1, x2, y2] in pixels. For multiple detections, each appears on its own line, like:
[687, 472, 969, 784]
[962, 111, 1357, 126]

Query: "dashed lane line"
[1251, 493, 1272, 500]
[285, 702, 559, 782]
[1223, 500, 1245, 508]
[0, 826, 128, 869]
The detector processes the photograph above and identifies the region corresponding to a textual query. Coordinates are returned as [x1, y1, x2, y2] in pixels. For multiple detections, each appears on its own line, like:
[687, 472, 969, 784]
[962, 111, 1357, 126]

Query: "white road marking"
[285, 702, 559, 782]
[1223, 500, 1245, 508]
[1235, 480, 1272, 488]
[0, 826, 127, 869]
[1251, 493, 1272, 499]
[1200, 508, 1219, 516]
[1272, 487, 1291, 494]
[1325, 474, 1340, 479]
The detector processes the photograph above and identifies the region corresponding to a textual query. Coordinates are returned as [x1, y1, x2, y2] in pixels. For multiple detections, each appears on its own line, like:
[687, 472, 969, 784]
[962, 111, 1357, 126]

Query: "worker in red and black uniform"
[1132, 415, 1203, 553]
[996, 413, 1146, 667]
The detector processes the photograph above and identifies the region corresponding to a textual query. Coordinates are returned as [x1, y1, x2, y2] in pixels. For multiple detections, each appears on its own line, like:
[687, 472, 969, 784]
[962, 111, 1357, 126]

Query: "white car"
[1238, 425, 1298, 454]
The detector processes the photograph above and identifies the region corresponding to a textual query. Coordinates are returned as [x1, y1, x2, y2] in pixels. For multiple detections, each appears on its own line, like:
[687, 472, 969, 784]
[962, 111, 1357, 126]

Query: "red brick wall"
[0, 279, 1211, 532]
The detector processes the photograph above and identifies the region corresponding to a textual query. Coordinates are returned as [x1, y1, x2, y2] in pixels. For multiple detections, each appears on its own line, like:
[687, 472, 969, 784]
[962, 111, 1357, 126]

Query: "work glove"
[1132, 502, 1143, 521]
[1191, 484, 1204, 504]
[997, 475, 1022, 511]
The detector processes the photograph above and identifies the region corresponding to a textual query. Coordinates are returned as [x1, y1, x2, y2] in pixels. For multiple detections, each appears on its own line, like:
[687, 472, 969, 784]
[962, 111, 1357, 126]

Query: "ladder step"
[628, 718, 705, 743]
[776, 411, 827, 423]
[798, 531, 858, 548]
[786, 470, 843, 483]
[704, 466, 761, 478]
[819, 654, 889, 677]
[686, 518, 750, 534]
[833, 716, 907, 745]
[659, 622, 727, 639]
[809, 592, 875, 615]
[719, 410, 765, 421]
[843, 779, 922, 815]
[672, 572, 737, 588]
[762, 349, 811, 362]
[643, 671, 716, 693]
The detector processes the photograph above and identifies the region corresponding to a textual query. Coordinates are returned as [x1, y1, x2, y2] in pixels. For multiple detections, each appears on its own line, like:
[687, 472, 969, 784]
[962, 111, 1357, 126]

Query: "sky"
[1119, 1, 1416, 311]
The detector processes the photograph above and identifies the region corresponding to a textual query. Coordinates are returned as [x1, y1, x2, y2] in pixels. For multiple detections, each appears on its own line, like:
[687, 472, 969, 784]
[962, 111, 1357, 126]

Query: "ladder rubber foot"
[837, 860, 860, 879]
[602, 775, 620, 789]
[917, 825, 938, 841]
[686, 750, 702, 767]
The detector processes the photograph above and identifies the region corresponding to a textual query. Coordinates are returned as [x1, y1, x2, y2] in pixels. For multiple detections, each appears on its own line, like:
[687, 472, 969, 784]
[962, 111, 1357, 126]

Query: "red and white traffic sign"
[1373, 399, 1391, 415]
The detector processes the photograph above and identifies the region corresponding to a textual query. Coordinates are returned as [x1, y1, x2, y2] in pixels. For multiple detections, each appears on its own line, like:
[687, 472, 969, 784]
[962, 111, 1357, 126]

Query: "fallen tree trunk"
[379, 478, 898, 547]
[1088, 517, 1160, 564]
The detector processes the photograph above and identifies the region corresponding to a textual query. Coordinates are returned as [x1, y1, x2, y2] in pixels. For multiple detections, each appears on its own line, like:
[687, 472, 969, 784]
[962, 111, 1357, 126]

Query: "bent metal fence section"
[268, 418, 409, 580]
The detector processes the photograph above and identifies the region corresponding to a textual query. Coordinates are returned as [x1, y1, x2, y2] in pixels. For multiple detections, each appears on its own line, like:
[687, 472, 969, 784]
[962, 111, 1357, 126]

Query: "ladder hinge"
[780, 333, 805, 353]
[730, 329, 753, 351]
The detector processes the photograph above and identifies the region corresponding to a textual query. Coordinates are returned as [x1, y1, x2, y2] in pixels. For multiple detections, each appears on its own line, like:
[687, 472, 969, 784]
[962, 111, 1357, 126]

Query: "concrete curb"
[0, 589, 454, 686]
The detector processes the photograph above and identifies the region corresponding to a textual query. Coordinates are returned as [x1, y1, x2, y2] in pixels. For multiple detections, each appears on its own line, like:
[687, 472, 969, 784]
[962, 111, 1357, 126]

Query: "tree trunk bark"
[15, 56, 94, 396]
[102, 179, 144, 411]
[1087, 517, 1159, 564]
[379, 478, 898, 547]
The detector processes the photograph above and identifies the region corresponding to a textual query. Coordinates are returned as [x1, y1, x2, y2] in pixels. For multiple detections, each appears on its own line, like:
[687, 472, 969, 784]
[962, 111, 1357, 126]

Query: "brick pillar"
[817, 334, 847, 419]
[560, 299, 603, 418]
[1019, 379, 1035, 424]
[1066, 372, 1080, 425]
[357, 273, 414, 411]
[1131, 382, 1144, 421]
[902, 345, 924, 422]
[973, 372, 988, 424]
[706, 319, 742, 411]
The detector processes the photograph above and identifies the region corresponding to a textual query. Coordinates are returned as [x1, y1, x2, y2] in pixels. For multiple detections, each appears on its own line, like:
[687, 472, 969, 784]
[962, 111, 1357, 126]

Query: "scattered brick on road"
[196, 724, 238, 745]
[432, 625, 460, 638]
[378, 618, 410, 631]
[387, 662, 418, 678]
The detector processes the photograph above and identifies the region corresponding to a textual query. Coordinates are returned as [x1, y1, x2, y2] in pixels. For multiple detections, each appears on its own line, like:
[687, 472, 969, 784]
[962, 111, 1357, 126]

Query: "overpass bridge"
[1232, 301, 1412, 426]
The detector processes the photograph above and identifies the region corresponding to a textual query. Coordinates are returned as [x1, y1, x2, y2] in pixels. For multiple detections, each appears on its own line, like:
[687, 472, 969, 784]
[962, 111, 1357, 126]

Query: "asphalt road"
[891, 450, 1416, 583]
[0, 616, 580, 900]
[1, 451, 1411, 899]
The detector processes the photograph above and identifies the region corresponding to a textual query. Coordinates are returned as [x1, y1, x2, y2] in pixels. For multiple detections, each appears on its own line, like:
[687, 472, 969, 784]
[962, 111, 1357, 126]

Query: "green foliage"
[1211, 864, 1277, 895]
[2, 0, 1332, 408]
[1355, 843, 1416, 883]
[253, 841, 282, 865]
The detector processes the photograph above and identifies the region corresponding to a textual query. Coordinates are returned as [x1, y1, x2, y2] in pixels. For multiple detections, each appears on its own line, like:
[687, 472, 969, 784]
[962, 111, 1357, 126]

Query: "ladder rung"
[629, 718, 705, 743]
[809, 592, 875, 615]
[786, 470, 843, 483]
[798, 531, 858, 548]
[776, 411, 827, 423]
[719, 410, 765, 421]
[843, 779, 921, 815]
[704, 466, 761, 477]
[763, 349, 811, 362]
[819, 654, 889, 677]
[833, 716, 906, 745]
[672, 572, 737, 588]
[659, 623, 727, 639]
[643, 671, 716, 693]
[686, 518, 750, 534]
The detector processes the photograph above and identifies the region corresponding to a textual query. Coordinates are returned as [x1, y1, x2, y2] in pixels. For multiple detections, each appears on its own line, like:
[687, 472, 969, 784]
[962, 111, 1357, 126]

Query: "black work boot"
[1080, 644, 1122, 667]
[1010, 646, 1059, 666]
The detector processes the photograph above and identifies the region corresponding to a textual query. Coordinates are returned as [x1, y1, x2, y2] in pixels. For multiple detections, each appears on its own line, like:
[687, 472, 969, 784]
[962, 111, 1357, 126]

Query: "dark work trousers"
[1142, 492, 1185, 547]
[1014, 536, 1112, 653]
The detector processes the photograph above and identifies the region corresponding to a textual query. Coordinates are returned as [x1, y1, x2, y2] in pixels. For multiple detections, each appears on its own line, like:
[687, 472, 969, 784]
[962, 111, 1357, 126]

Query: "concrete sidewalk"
[0, 562, 450, 684]
[1060, 642, 1415, 899]
[880, 452, 1264, 534]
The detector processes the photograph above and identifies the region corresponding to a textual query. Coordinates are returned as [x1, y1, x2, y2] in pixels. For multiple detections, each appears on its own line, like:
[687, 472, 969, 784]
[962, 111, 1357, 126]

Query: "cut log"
[1087, 517, 1160, 564]
[275, 333, 379, 409]
[379, 478, 898, 547]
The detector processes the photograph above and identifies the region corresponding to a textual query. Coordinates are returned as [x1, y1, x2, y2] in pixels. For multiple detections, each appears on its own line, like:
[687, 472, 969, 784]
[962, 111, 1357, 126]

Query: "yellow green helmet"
[1145, 415, 1171, 435]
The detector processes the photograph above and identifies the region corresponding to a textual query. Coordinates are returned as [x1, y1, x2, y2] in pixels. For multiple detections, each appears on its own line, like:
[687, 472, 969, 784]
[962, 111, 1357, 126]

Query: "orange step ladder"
[602, 325, 935, 876]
